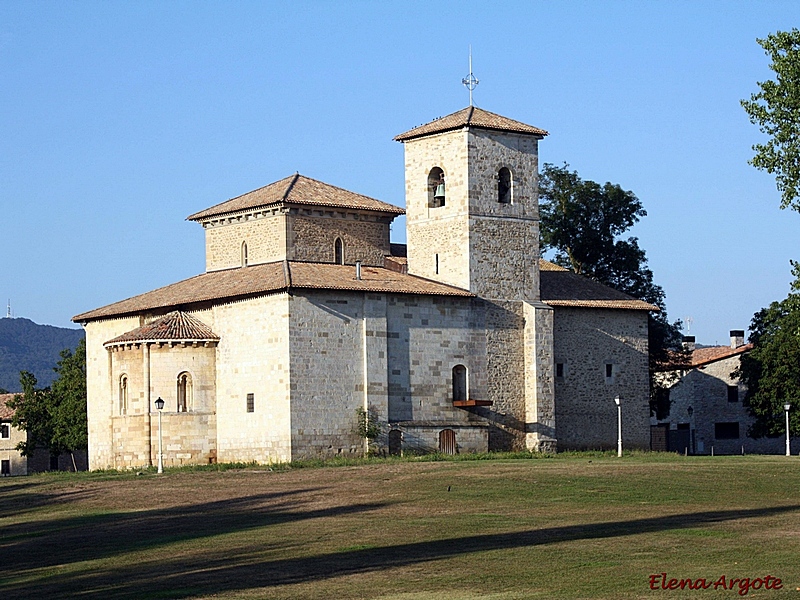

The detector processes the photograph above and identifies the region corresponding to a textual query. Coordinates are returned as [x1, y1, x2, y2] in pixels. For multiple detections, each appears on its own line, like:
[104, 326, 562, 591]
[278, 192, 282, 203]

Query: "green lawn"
[2, 454, 800, 599]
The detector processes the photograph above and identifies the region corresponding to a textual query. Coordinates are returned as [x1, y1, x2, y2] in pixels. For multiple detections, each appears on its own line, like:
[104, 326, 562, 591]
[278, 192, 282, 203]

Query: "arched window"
[119, 374, 128, 415]
[428, 167, 445, 208]
[241, 242, 248, 267]
[177, 372, 193, 412]
[452, 364, 468, 402]
[334, 237, 344, 265]
[498, 167, 512, 204]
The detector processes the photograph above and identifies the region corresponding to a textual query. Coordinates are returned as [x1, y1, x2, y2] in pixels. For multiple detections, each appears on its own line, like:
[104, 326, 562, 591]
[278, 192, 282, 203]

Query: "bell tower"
[395, 106, 548, 303]
[395, 106, 556, 453]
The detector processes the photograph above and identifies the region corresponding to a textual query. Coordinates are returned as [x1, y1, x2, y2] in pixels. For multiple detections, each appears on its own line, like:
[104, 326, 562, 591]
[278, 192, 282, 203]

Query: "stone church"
[74, 106, 657, 470]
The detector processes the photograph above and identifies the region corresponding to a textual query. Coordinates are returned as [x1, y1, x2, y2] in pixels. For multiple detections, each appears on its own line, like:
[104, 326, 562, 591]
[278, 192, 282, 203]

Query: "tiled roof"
[538, 259, 659, 311]
[691, 344, 752, 368]
[74, 261, 474, 322]
[0, 394, 17, 420]
[105, 311, 219, 346]
[187, 174, 405, 222]
[655, 343, 752, 372]
[394, 106, 548, 142]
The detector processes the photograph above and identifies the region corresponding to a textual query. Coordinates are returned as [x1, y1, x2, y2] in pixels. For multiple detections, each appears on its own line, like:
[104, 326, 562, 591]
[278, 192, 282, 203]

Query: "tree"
[741, 29, 800, 212]
[50, 339, 88, 466]
[7, 340, 87, 469]
[737, 265, 800, 438]
[539, 163, 685, 418]
[7, 371, 54, 457]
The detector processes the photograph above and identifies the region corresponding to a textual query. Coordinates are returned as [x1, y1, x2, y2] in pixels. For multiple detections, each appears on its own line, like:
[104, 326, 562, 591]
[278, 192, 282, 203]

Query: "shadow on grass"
[0, 488, 386, 572]
[3, 504, 799, 598]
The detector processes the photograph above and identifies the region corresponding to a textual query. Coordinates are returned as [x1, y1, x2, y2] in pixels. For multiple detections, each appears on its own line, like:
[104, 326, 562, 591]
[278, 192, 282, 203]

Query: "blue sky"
[1, 1, 798, 345]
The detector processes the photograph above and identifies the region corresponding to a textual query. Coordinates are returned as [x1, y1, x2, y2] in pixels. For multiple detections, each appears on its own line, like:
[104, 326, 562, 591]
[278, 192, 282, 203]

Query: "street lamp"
[154, 396, 165, 473]
[785, 403, 791, 457]
[614, 395, 622, 457]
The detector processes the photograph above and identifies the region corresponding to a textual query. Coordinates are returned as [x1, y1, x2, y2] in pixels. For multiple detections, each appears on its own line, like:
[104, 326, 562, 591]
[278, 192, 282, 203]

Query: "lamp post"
[155, 396, 165, 473]
[785, 403, 791, 457]
[614, 395, 622, 457]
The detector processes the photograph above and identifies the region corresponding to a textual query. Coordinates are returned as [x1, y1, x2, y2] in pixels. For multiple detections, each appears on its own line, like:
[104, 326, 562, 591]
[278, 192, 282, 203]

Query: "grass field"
[2, 453, 800, 599]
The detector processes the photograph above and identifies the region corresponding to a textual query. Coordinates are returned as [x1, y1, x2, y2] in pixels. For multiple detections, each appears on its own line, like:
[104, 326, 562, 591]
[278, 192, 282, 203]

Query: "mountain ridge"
[0, 317, 85, 393]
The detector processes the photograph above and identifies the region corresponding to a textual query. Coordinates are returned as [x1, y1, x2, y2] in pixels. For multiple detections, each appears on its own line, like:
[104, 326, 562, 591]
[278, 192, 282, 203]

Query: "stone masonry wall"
[524, 301, 556, 451]
[552, 307, 650, 450]
[288, 213, 391, 267]
[386, 295, 486, 424]
[204, 212, 287, 272]
[404, 130, 471, 288]
[84, 316, 142, 469]
[288, 291, 376, 458]
[483, 300, 526, 450]
[212, 294, 292, 464]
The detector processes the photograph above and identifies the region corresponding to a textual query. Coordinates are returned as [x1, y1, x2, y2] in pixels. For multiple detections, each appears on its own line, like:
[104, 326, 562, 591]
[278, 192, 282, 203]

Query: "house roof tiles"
[74, 261, 474, 322]
[538, 260, 659, 311]
[187, 174, 405, 222]
[395, 106, 548, 142]
[105, 311, 220, 346]
[0, 394, 16, 420]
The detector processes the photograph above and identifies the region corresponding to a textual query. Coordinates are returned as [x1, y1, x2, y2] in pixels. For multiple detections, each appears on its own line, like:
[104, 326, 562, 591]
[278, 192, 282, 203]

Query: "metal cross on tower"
[462, 46, 479, 106]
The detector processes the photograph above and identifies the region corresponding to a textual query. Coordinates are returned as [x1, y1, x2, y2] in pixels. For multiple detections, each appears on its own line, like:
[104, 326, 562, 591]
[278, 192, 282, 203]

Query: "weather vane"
[462, 46, 479, 106]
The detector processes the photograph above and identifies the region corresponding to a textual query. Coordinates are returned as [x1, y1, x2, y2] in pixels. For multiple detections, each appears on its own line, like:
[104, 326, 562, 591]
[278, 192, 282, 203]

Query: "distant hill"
[0, 318, 85, 393]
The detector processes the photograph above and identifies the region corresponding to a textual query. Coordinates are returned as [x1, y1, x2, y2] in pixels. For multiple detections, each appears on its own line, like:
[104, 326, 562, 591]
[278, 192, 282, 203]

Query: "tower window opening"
[334, 237, 344, 265]
[428, 167, 445, 208]
[498, 167, 512, 204]
[241, 242, 249, 267]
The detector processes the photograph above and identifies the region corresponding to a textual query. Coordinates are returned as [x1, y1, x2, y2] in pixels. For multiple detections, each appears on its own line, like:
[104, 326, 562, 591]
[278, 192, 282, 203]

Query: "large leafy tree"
[737, 264, 800, 438]
[539, 163, 685, 418]
[7, 371, 54, 457]
[7, 339, 87, 469]
[741, 29, 800, 212]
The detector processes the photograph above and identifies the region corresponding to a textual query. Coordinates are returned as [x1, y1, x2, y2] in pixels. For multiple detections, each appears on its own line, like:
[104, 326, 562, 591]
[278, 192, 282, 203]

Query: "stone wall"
[524, 301, 556, 452]
[288, 291, 375, 459]
[84, 315, 142, 469]
[288, 212, 391, 267]
[656, 354, 792, 455]
[212, 294, 292, 464]
[403, 128, 542, 303]
[552, 307, 650, 450]
[204, 211, 287, 272]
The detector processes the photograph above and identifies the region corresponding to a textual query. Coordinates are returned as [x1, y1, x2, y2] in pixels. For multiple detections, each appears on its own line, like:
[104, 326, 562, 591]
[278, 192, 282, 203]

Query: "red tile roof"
[0, 394, 17, 420]
[74, 261, 474, 322]
[105, 311, 219, 346]
[395, 106, 548, 142]
[538, 260, 659, 311]
[655, 343, 752, 371]
[187, 174, 405, 222]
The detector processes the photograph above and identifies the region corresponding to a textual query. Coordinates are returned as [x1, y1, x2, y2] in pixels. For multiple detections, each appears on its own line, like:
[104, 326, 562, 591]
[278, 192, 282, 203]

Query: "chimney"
[730, 329, 745, 349]
[355, 261, 362, 281]
[682, 335, 696, 353]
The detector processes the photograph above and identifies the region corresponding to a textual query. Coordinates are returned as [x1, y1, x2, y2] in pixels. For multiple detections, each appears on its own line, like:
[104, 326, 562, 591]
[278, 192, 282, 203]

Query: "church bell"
[433, 182, 445, 201]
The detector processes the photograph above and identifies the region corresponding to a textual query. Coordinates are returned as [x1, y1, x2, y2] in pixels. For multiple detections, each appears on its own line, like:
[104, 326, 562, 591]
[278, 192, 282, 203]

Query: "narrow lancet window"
[177, 372, 192, 412]
[334, 237, 344, 265]
[119, 375, 128, 415]
[241, 242, 249, 267]
[498, 167, 512, 204]
[452, 364, 468, 402]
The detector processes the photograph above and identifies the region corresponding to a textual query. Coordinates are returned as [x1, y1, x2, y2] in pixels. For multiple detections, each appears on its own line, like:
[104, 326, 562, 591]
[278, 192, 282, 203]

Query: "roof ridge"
[283, 172, 301, 201]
